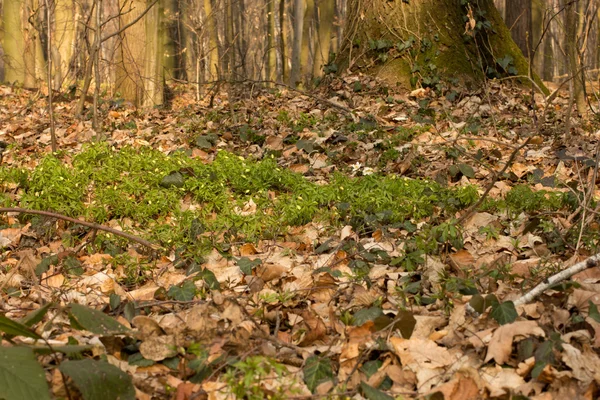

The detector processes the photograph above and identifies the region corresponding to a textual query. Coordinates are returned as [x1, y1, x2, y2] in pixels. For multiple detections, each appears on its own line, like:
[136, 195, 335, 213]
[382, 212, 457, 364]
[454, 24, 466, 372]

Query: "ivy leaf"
[490, 301, 518, 325]
[236, 257, 262, 275]
[303, 356, 334, 393]
[198, 268, 220, 290]
[60, 359, 135, 400]
[588, 300, 600, 323]
[167, 280, 197, 301]
[359, 381, 393, 400]
[458, 163, 475, 178]
[159, 171, 185, 188]
[353, 307, 384, 326]
[69, 304, 130, 335]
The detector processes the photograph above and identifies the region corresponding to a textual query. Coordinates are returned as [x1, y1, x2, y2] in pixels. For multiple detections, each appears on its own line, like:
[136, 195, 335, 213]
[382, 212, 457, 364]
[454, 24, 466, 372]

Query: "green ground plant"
[0, 143, 479, 254]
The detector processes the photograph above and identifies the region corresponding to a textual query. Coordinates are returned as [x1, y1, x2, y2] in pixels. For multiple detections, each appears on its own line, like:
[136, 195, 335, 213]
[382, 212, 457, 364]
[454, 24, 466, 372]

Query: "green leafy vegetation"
[0, 143, 479, 251]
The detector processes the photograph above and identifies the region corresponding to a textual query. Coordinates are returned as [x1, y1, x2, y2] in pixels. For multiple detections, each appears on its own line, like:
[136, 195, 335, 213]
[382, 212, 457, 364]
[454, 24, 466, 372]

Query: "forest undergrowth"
[0, 76, 599, 399]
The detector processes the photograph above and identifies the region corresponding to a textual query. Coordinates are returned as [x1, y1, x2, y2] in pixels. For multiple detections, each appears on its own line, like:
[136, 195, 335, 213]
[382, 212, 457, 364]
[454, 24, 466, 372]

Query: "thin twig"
[0, 207, 159, 250]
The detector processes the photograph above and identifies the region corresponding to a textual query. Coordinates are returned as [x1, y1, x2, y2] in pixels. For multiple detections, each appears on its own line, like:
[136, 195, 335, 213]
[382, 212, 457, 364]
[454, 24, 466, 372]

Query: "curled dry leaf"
[485, 320, 545, 365]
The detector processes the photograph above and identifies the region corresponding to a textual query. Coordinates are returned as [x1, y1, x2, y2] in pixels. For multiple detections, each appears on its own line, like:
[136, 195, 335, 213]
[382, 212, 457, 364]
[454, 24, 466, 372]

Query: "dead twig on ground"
[0, 207, 159, 250]
[514, 255, 599, 306]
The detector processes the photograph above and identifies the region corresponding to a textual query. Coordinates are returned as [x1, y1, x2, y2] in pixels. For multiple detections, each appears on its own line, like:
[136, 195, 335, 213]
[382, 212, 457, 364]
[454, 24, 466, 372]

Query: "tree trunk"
[115, 0, 163, 107]
[313, 0, 334, 78]
[290, 0, 304, 87]
[337, 0, 545, 91]
[143, 0, 163, 107]
[204, 0, 218, 80]
[565, 0, 586, 115]
[266, 0, 276, 82]
[300, 0, 314, 86]
[505, 0, 532, 59]
[278, 0, 287, 82]
[3, 0, 45, 87]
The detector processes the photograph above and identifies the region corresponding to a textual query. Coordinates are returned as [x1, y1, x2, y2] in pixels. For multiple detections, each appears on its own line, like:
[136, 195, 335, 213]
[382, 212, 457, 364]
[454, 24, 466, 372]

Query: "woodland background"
[1, 0, 600, 399]
[1, 0, 599, 106]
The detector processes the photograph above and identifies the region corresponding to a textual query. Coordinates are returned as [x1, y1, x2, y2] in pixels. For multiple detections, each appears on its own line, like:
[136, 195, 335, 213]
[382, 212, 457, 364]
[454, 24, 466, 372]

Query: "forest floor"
[0, 76, 600, 399]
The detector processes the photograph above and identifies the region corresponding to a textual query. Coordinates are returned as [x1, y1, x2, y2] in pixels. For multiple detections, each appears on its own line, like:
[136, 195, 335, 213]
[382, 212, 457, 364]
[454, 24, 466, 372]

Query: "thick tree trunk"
[313, 0, 334, 78]
[3, 0, 45, 87]
[337, 0, 545, 91]
[505, 0, 532, 59]
[266, 0, 276, 82]
[115, 0, 163, 107]
[290, 0, 304, 87]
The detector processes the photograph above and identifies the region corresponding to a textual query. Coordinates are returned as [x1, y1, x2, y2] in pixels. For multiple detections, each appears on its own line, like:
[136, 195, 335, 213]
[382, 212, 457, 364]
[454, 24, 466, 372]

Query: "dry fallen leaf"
[485, 321, 545, 365]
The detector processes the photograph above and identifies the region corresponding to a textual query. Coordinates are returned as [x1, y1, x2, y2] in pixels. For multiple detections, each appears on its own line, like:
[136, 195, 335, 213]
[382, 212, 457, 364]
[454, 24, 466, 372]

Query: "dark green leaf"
[64, 256, 84, 276]
[236, 257, 262, 275]
[159, 172, 185, 188]
[458, 163, 475, 178]
[0, 314, 41, 339]
[19, 302, 52, 327]
[360, 360, 382, 378]
[303, 356, 334, 393]
[469, 294, 485, 314]
[109, 294, 121, 311]
[128, 352, 155, 367]
[36, 254, 58, 277]
[69, 304, 130, 335]
[123, 302, 137, 322]
[589, 300, 600, 323]
[60, 359, 135, 400]
[490, 301, 517, 325]
[353, 307, 384, 326]
[167, 280, 197, 301]
[0, 346, 50, 400]
[359, 381, 393, 400]
[31, 345, 92, 356]
[198, 268, 220, 290]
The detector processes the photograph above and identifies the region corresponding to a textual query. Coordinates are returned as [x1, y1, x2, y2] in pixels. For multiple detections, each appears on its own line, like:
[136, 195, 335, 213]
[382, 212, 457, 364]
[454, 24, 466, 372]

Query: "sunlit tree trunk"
[115, 0, 163, 107]
[143, 0, 163, 106]
[204, 0, 218, 80]
[278, 0, 287, 82]
[290, 0, 303, 86]
[300, 0, 314, 85]
[54, 0, 77, 89]
[565, 0, 586, 115]
[313, 0, 334, 77]
[3, 0, 45, 87]
[265, 0, 276, 81]
[337, 0, 542, 90]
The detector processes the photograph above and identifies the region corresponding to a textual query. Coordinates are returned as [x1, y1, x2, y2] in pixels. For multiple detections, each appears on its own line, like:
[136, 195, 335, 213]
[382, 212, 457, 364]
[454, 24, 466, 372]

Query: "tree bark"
[505, 0, 532, 59]
[313, 0, 334, 78]
[337, 0, 545, 91]
[290, 0, 304, 87]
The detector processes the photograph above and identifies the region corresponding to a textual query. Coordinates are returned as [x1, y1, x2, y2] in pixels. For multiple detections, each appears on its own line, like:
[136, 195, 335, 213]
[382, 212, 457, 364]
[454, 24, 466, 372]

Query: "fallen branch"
[514, 255, 599, 306]
[0, 207, 159, 250]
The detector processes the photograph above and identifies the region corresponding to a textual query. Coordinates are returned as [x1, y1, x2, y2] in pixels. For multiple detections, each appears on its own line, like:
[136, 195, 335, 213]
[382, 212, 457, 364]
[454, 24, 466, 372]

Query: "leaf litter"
[0, 77, 600, 398]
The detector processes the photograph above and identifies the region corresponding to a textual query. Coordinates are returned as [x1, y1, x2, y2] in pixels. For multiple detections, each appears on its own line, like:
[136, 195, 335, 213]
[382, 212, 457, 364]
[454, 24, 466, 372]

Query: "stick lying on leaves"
[0, 207, 159, 250]
[514, 255, 599, 306]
